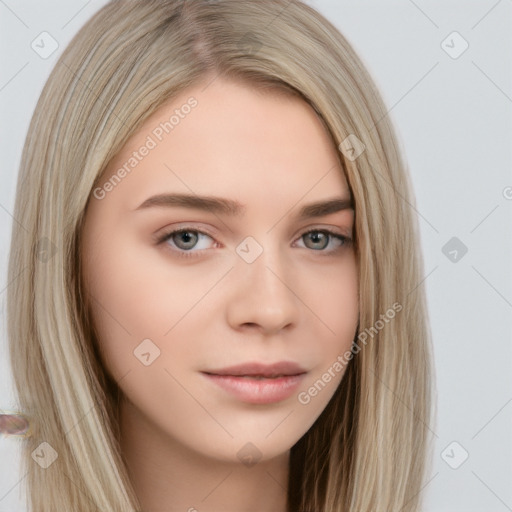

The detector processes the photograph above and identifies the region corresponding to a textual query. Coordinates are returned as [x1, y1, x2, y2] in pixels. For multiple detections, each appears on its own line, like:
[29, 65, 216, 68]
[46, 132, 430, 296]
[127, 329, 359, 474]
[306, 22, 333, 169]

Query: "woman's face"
[81, 77, 359, 465]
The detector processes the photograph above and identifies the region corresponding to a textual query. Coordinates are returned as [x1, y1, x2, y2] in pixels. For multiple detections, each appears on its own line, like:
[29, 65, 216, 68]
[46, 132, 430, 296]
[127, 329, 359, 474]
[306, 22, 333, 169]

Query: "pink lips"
[201, 361, 307, 405]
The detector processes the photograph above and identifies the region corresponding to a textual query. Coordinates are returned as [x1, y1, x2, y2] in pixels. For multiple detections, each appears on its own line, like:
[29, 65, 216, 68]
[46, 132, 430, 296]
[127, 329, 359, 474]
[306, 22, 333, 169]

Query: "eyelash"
[156, 226, 353, 260]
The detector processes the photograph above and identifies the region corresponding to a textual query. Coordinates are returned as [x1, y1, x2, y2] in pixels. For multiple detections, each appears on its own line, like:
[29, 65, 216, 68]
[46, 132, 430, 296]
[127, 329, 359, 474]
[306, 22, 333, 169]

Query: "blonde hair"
[7, 1, 435, 510]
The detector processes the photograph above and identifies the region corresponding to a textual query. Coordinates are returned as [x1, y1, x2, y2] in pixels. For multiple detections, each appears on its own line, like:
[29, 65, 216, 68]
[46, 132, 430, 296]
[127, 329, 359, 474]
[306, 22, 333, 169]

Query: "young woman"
[5, 1, 435, 510]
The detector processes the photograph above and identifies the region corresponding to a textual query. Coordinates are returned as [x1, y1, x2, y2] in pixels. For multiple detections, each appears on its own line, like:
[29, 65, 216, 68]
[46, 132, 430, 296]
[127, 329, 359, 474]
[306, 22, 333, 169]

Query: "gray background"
[1, 1, 511, 510]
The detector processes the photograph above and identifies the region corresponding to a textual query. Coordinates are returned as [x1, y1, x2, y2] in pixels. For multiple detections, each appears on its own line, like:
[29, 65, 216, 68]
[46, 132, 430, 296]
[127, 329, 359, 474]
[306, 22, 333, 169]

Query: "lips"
[201, 361, 307, 404]
[203, 361, 307, 378]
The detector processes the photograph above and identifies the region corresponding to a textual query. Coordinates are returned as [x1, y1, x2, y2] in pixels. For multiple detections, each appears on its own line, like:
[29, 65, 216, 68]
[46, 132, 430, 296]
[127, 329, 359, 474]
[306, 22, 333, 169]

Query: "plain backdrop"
[1, 1, 511, 510]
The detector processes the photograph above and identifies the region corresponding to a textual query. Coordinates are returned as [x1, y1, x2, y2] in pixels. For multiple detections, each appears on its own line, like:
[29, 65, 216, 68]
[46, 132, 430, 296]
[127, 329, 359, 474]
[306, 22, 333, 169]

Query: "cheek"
[82, 233, 225, 377]
[307, 253, 359, 344]
[82, 232, 162, 377]
[300, 254, 359, 387]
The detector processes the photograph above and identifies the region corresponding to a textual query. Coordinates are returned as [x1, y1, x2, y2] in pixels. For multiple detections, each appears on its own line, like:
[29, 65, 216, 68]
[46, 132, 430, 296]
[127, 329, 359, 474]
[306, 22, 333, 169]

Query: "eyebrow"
[135, 193, 353, 220]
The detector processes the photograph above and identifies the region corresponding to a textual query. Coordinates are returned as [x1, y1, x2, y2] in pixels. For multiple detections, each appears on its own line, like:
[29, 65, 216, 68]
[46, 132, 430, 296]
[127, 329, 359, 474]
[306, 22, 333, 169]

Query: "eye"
[158, 228, 215, 257]
[156, 226, 353, 259]
[295, 229, 352, 253]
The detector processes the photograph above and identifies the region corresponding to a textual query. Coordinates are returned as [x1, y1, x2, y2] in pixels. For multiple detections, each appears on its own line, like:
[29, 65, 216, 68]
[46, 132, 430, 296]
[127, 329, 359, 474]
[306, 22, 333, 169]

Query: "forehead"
[95, 78, 350, 208]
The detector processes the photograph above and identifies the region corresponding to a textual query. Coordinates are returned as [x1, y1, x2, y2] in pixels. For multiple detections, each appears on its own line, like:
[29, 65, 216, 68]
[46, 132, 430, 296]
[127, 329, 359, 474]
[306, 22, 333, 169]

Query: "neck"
[119, 399, 289, 512]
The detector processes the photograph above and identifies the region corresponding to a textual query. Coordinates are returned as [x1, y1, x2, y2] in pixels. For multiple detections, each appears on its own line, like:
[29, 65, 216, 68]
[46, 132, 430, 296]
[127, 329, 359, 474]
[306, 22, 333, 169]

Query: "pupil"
[177, 231, 197, 248]
[307, 231, 327, 249]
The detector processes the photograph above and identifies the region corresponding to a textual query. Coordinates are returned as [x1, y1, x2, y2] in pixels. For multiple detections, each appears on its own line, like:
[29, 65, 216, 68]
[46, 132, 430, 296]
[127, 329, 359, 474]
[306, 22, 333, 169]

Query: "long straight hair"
[7, 1, 435, 510]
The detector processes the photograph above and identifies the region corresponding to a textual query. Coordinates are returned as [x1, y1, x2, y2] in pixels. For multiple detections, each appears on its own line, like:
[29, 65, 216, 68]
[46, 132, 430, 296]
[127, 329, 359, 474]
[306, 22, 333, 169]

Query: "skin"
[81, 77, 359, 512]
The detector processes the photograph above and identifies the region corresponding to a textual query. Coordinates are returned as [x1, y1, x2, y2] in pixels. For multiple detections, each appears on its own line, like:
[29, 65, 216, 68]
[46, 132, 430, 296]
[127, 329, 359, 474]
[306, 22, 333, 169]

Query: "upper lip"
[203, 361, 307, 378]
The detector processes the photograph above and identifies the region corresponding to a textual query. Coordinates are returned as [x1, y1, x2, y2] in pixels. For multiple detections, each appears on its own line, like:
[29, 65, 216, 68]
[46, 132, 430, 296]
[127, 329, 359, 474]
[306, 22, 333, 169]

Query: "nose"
[225, 245, 300, 336]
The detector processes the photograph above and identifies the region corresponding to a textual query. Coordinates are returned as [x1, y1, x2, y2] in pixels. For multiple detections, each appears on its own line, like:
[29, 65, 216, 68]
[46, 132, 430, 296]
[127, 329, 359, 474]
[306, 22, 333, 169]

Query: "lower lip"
[202, 373, 306, 404]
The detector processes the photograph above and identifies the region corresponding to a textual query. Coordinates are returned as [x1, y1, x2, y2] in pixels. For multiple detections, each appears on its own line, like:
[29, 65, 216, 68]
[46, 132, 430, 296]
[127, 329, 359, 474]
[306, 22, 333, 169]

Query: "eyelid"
[153, 222, 218, 243]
